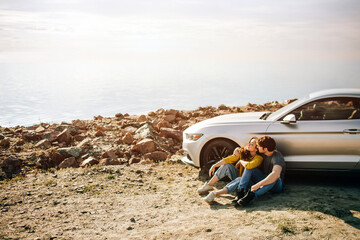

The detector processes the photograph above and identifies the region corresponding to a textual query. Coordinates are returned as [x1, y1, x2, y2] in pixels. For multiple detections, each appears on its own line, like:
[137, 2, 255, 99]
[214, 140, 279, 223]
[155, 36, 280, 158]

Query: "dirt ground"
[1, 159, 360, 240]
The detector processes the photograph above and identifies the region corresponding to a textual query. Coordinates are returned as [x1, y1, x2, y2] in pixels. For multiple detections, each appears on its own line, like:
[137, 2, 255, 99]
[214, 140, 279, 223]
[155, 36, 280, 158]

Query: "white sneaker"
[203, 191, 216, 204]
[197, 183, 214, 194]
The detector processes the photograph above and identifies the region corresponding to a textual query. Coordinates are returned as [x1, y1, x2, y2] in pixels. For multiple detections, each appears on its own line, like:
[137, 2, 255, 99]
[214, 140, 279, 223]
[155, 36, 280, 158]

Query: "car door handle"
[343, 129, 360, 134]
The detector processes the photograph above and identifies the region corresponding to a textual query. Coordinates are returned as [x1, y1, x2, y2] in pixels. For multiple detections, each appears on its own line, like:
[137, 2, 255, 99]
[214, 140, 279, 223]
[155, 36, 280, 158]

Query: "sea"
[1, 60, 359, 127]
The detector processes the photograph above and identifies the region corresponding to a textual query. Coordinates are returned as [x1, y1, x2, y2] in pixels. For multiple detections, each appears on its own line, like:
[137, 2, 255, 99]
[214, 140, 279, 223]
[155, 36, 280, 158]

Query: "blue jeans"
[238, 168, 283, 198]
[215, 164, 238, 182]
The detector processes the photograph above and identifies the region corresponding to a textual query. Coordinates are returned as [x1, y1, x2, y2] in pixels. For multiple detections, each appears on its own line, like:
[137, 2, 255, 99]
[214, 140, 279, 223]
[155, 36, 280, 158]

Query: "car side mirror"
[281, 114, 297, 124]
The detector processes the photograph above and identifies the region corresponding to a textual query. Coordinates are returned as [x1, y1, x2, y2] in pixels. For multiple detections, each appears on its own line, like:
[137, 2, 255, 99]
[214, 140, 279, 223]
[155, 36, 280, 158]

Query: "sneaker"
[203, 191, 216, 204]
[237, 190, 255, 206]
[197, 183, 214, 194]
[231, 188, 245, 205]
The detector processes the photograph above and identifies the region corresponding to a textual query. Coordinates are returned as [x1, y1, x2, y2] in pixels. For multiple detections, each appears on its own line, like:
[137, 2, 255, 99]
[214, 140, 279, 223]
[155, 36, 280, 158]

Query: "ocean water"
[1, 60, 359, 127]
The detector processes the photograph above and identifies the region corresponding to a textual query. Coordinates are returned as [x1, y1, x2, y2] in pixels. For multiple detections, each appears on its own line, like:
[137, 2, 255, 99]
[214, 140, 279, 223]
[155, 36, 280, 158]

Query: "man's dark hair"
[258, 136, 276, 152]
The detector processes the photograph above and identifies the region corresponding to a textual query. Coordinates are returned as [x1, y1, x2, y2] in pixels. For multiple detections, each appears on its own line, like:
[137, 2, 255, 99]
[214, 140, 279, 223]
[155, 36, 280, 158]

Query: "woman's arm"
[209, 159, 226, 177]
[242, 155, 263, 169]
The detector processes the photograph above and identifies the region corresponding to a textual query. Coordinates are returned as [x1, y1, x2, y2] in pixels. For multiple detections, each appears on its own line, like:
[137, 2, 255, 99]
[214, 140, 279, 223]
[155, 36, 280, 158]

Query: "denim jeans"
[238, 168, 283, 198]
[225, 177, 242, 193]
[214, 164, 238, 182]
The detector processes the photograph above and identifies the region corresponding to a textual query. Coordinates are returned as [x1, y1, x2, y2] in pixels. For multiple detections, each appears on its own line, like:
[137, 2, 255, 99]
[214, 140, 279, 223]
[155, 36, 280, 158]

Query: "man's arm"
[251, 165, 282, 191]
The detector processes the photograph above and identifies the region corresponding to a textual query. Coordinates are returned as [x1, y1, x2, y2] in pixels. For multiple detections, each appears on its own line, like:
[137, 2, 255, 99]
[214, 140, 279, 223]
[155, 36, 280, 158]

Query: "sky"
[1, 0, 360, 63]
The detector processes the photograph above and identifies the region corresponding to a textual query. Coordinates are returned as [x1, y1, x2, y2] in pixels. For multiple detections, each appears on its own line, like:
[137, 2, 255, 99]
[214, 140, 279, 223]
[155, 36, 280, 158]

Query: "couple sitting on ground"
[198, 136, 286, 206]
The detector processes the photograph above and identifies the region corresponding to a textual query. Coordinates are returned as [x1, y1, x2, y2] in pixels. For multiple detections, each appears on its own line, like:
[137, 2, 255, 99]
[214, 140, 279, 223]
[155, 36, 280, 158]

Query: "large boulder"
[0, 156, 22, 177]
[0, 139, 10, 148]
[56, 129, 72, 144]
[59, 157, 78, 168]
[49, 152, 66, 167]
[101, 150, 117, 160]
[122, 132, 133, 144]
[72, 119, 87, 130]
[135, 123, 156, 139]
[58, 147, 82, 158]
[22, 131, 42, 141]
[159, 128, 183, 141]
[133, 138, 156, 154]
[55, 125, 77, 135]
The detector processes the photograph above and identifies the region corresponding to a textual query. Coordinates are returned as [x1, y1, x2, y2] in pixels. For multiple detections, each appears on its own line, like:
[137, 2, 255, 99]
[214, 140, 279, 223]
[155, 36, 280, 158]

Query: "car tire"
[200, 139, 239, 175]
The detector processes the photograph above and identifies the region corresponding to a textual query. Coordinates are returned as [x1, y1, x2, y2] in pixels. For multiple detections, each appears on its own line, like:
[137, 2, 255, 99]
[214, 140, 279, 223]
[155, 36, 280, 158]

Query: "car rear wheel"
[200, 139, 239, 175]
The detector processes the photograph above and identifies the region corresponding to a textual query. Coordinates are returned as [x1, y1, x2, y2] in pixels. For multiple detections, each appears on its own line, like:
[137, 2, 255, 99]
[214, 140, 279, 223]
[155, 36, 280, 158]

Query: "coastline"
[0, 100, 289, 178]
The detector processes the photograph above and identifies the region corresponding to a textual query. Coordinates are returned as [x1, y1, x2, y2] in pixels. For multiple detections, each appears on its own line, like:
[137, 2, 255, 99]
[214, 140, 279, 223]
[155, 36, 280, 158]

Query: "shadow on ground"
[207, 172, 360, 230]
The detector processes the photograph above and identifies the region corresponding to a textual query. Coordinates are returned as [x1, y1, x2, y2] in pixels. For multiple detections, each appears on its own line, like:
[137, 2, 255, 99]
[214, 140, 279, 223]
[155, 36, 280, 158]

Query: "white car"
[182, 89, 360, 172]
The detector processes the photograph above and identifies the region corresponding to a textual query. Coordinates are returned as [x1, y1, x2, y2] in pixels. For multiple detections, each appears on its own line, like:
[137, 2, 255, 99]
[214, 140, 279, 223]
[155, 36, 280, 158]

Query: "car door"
[266, 97, 360, 170]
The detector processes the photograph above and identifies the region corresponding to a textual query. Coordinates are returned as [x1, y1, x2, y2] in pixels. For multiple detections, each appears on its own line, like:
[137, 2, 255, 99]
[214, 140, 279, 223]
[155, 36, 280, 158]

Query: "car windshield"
[266, 96, 308, 121]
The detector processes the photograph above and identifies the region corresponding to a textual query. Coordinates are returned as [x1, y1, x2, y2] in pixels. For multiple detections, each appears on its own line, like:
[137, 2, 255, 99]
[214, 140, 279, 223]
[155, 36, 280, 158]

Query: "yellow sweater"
[223, 154, 263, 176]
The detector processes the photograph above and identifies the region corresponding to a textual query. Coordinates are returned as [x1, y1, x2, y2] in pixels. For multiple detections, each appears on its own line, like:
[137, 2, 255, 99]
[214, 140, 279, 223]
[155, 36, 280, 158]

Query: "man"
[237, 136, 286, 206]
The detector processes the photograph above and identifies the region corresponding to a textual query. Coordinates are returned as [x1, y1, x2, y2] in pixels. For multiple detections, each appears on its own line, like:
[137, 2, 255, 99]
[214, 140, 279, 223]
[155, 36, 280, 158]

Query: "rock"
[34, 139, 51, 148]
[133, 138, 156, 154]
[115, 113, 124, 119]
[164, 109, 178, 116]
[41, 131, 59, 142]
[159, 128, 183, 141]
[0, 156, 21, 176]
[72, 120, 87, 130]
[101, 150, 117, 160]
[95, 130, 106, 137]
[49, 152, 65, 167]
[59, 157, 78, 168]
[80, 157, 99, 167]
[140, 159, 153, 165]
[122, 126, 137, 135]
[0, 168, 6, 180]
[99, 158, 122, 166]
[135, 123, 155, 139]
[0, 134, 4, 140]
[129, 158, 141, 164]
[55, 125, 77, 135]
[218, 104, 228, 110]
[22, 131, 41, 141]
[76, 137, 91, 150]
[74, 134, 86, 142]
[163, 114, 176, 123]
[35, 126, 45, 133]
[137, 115, 147, 122]
[0, 139, 10, 148]
[122, 133, 133, 144]
[15, 139, 25, 146]
[155, 120, 172, 131]
[56, 129, 71, 144]
[144, 151, 168, 161]
[58, 147, 82, 158]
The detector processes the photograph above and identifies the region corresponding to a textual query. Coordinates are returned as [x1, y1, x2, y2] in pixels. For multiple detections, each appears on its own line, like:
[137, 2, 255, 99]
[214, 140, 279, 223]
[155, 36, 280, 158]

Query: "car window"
[288, 97, 360, 121]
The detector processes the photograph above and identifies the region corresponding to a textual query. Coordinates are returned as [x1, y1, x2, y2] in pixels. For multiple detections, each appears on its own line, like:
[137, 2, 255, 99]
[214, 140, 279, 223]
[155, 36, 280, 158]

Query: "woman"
[198, 137, 263, 204]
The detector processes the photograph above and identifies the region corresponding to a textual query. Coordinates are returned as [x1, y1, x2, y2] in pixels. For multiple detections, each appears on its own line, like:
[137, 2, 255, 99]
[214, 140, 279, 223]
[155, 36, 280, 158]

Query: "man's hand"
[240, 160, 248, 168]
[235, 161, 241, 169]
[251, 182, 261, 192]
[233, 147, 241, 157]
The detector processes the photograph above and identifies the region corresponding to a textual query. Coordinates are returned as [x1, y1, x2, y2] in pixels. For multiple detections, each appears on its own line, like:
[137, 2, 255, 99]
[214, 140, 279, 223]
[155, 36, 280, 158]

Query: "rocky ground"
[1, 100, 360, 239]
